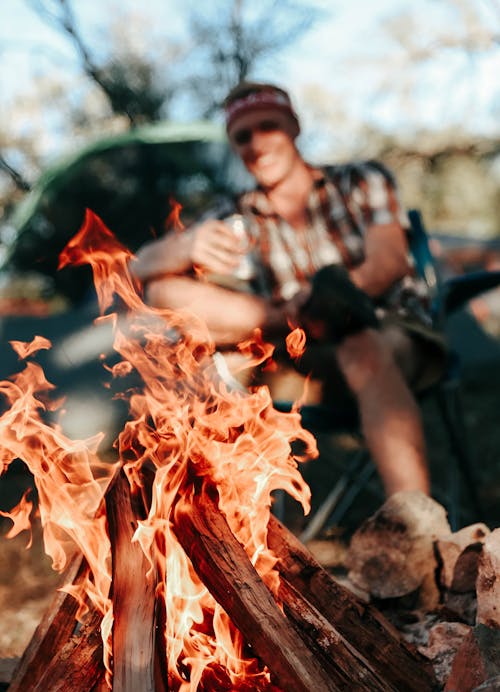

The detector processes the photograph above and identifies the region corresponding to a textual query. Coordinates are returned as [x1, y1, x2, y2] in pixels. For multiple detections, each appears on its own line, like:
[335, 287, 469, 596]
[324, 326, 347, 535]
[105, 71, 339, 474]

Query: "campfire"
[0, 211, 435, 690]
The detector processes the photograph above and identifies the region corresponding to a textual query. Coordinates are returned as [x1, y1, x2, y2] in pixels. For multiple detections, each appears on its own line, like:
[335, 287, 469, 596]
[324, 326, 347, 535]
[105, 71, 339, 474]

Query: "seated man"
[131, 81, 446, 498]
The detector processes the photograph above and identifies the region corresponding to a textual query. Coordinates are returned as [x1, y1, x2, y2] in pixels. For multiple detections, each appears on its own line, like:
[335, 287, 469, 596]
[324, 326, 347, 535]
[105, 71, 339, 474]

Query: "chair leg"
[299, 449, 374, 543]
[327, 458, 377, 527]
[435, 381, 482, 529]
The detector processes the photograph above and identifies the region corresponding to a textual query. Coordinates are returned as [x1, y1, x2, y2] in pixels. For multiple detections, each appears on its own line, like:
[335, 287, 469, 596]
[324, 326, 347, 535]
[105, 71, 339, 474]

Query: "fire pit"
[0, 211, 435, 691]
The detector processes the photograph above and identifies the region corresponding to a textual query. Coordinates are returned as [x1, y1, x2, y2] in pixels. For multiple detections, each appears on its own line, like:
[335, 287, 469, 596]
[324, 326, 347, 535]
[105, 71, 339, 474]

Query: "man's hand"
[298, 265, 379, 344]
[190, 219, 245, 275]
[131, 218, 246, 282]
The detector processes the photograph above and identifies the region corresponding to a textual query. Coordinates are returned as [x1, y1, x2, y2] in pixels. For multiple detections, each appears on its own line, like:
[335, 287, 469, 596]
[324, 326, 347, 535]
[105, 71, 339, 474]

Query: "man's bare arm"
[349, 222, 410, 298]
[130, 231, 193, 281]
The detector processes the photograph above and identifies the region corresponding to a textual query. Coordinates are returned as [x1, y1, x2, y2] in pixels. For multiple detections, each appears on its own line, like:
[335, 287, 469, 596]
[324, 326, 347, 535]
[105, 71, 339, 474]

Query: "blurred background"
[0, 3, 499, 497]
[0, 0, 499, 669]
[0, 0, 499, 433]
[0, 0, 499, 308]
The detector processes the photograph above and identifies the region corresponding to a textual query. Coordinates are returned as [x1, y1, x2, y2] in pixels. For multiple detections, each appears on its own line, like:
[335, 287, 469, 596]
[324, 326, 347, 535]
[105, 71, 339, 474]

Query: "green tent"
[5, 121, 249, 304]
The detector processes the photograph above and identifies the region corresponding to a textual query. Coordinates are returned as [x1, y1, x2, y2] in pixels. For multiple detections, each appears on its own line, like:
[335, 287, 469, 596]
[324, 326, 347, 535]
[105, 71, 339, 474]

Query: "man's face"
[227, 108, 300, 190]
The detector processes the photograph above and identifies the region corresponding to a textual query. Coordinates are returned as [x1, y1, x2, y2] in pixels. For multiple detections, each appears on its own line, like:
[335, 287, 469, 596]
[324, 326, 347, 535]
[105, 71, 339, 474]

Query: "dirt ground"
[1, 308, 500, 675]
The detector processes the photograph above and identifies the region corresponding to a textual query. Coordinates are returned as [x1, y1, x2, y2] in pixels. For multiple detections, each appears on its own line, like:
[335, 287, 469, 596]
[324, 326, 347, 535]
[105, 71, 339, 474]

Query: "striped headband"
[224, 88, 300, 132]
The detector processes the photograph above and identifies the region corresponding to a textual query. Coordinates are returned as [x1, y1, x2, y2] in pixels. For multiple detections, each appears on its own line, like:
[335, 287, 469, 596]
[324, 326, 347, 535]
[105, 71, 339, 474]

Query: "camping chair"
[274, 209, 500, 539]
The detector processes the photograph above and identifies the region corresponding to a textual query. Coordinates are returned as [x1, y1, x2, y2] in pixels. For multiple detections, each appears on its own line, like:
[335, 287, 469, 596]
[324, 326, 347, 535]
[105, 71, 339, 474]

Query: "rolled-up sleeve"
[348, 161, 408, 230]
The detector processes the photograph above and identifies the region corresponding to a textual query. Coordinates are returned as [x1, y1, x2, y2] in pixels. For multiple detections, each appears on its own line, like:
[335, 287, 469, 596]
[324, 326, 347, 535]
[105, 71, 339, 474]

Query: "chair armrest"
[441, 269, 500, 315]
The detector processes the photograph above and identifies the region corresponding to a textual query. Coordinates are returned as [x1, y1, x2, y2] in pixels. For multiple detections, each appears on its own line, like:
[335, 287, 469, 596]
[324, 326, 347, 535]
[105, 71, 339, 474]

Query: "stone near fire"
[346, 490, 450, 602]
[444, 625, 500, 692]
[434, 523, 490, 625]
[472, 675, 500, 691]
[436, 523, 490, 592]
[444, 590, 478, 626]
[419, 621, 471, 688]
[476, 528, 500, 628]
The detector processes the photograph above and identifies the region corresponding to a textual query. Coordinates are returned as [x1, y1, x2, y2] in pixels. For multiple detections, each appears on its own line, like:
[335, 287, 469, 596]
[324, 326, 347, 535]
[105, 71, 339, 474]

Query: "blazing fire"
[0, 210, 317, 689]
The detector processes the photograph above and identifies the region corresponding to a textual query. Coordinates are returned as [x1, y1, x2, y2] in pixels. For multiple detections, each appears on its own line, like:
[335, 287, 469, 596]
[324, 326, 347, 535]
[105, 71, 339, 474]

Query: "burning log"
[173, 485, 339, 691]
[277, 578, 389, 689]
[6, 467, 162, 692]
[105, 468, 164, 692]
[18, 608, 105, 692]
[175, 486, 412, 691]
[0, 214, 439, 690]
[8, 554, 105, 691]
[267, 514, 437, 692]
[7, 476, 438, 691]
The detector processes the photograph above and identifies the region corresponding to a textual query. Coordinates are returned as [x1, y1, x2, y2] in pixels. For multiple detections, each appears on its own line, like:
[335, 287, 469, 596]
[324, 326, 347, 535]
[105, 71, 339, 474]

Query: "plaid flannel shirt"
[235, 160, 433, 328]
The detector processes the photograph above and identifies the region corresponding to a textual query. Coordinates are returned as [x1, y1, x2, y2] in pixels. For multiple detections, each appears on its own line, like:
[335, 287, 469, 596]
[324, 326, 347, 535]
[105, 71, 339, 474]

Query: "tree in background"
[26, 0, 172, 125]
[378, 0, 499, 130]
[0, 0, 319, 203]
[0, 0, 321, 305]
[374, 0, 500, 236]
[178, 0, 319, 117]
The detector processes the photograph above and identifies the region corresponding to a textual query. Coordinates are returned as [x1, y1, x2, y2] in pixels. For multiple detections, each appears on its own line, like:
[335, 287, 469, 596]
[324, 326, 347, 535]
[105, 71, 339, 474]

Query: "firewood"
[278, 577, 392, 690]
[31, 608, 105, 691]
[7, 552, 95, 691]
[105, 468, 163, 692]
[10, 605, 105, 692]
[267, 513, 437, 692]
[7, 468, 123, 692]
[10, 475, 438, 691]
[173, 485, 339, 692]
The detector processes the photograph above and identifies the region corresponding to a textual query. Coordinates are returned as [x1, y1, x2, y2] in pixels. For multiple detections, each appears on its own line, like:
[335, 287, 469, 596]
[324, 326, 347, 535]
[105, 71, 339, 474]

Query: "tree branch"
[0, 154, 31, 192]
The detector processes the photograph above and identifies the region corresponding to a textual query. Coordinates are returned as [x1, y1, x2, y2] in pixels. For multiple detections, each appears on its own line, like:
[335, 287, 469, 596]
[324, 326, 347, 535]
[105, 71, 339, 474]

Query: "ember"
[0, 210, 435, 690]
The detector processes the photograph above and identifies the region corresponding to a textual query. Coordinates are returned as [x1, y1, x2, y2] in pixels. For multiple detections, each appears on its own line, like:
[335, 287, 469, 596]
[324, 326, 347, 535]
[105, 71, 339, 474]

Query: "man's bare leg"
[336, 328, 430, 496]
[146, 277, 429, 495]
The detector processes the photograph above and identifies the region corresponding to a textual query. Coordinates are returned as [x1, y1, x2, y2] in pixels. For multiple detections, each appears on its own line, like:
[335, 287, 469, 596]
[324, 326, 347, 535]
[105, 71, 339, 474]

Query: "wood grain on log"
[278, 577, 392, 690]
[173, 486, 339, 692]
[10, 474, 439, 692]
[13, 607, 105, 692]
[8, 552, 93, 691]
[267, 514, 437, 692]
[106, 468, 162, 692]
[174, 486, 408, 692]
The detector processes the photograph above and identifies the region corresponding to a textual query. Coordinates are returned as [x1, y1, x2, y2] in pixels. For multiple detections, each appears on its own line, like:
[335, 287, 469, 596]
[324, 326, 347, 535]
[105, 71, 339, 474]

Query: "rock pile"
[344, 491, 500, 691]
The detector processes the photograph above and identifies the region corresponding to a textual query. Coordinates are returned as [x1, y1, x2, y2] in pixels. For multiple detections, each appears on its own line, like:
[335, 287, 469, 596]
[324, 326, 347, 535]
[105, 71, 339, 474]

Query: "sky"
[284, 0, 499, 137]
[0, 0, 499, 165]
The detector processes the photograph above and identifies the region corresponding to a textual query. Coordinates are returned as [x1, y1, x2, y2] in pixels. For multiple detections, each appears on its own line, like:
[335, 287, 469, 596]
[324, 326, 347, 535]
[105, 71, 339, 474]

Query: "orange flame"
[0, 489, 34, 547]
[10, 335, 51, 359]
[0, 346, 117, 677]
[285, 326, 306, 360]
[165, 197, 185, 233]
[0, 209, 317, 689]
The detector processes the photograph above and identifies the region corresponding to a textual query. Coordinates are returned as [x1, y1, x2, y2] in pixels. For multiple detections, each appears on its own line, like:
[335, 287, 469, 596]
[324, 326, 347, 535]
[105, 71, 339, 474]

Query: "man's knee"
[336, 328, 395, 393]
